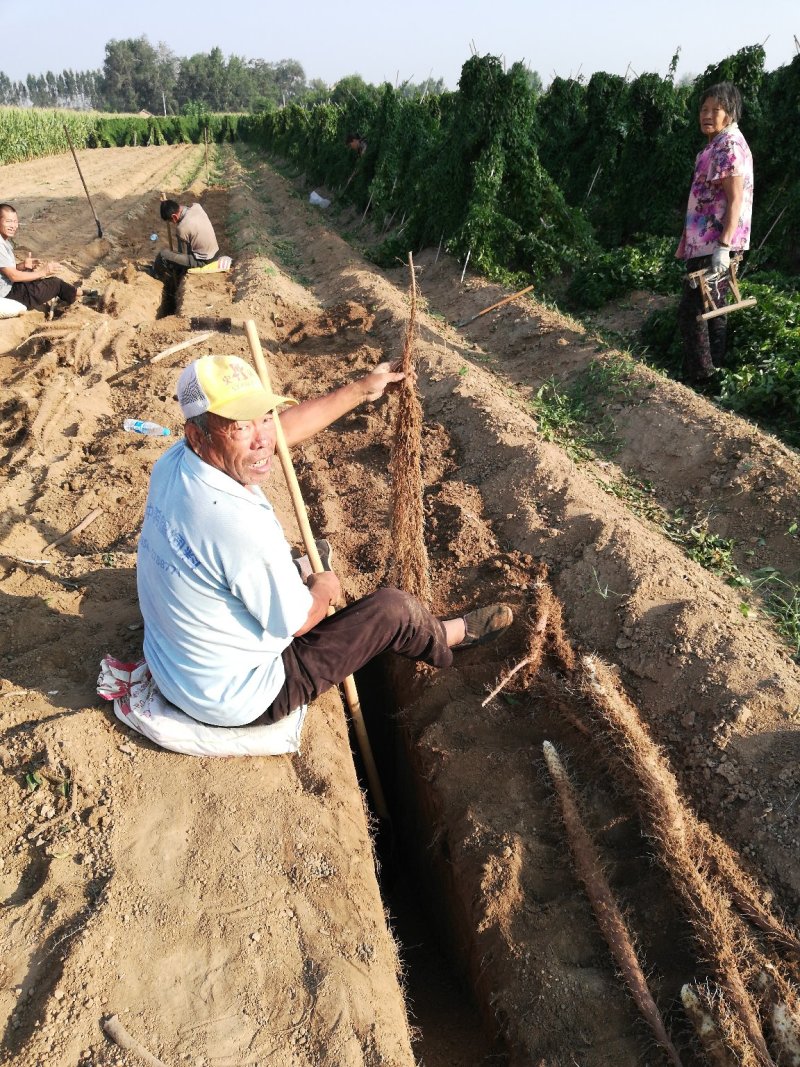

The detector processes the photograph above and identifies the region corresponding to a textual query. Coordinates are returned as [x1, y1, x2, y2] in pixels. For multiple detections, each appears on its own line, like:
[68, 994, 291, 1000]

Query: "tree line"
[0, 36, 446, 114]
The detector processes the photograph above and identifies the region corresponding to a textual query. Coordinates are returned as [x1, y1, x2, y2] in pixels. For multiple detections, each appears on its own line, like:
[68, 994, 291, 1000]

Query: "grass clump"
[530, 355, 638, 461]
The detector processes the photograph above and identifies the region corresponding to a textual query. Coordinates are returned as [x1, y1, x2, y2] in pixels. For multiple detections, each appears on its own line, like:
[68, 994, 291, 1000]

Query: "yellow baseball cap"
[177, 355, 296, 421]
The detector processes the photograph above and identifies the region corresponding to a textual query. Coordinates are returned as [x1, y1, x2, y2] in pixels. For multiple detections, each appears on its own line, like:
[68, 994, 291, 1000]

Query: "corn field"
[0, 107, 241, 166]
[0, 108, 96, 165]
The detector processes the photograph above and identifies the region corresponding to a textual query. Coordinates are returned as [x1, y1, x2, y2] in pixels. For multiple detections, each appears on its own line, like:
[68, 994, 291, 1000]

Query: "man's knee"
[370, 586, 418, 615]
[368, 586, 435, 632]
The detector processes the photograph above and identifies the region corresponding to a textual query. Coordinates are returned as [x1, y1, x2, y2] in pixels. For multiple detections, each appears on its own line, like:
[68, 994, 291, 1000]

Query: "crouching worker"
[154, 198, 219, 280]
[136, 354, 512, 729]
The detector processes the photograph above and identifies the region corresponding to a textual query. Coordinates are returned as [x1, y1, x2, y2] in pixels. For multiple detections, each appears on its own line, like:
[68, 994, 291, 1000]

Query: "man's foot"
[292, 539, 333, 580]
[455, 603, 513, 649]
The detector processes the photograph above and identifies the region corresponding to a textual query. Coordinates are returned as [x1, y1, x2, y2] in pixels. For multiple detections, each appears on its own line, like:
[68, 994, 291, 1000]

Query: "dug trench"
[0, 142, 798, 1067]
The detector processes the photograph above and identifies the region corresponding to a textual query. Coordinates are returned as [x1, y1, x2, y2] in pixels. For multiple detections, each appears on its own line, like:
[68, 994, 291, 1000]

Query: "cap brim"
[211, 391, 297, 421]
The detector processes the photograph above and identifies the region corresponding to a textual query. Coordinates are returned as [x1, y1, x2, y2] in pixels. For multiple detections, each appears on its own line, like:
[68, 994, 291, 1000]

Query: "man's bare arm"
[279, 362, 406, 447]
[1, 260, 65, 284]
[293, 571, 342, 635]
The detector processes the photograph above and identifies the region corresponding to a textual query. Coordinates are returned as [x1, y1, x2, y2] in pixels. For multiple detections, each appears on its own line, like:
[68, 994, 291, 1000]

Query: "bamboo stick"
[43, 508, 103, 553]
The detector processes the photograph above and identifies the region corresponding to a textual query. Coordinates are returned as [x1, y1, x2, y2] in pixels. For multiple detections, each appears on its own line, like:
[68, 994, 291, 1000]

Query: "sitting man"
[0, 203, 81, 311]
[155, 198, 219, 279]
[136, 354, 512, 728]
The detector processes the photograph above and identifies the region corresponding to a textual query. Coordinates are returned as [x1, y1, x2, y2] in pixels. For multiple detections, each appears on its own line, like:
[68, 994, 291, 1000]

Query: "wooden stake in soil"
[149, 332, 213, 365]
[543, 741, 684, 1067]
[456, 284, 535, 328]
[359, 192, 373, 226]
[460, 249, 472, 285]
[244, 321, 389, 819]
[390, 252, 431, 604]
[43, 508, 103, 553]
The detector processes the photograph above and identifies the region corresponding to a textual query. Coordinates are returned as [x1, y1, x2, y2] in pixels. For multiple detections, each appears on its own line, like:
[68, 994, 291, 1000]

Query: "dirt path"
[1, 142, 799, 1067]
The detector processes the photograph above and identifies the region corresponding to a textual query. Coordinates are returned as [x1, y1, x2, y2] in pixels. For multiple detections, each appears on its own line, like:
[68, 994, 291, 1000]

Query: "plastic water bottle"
[123, 419, 171, 437]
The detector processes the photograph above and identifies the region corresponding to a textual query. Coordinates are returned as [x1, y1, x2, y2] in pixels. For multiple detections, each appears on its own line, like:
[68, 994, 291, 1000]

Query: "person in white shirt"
[137, 354, 513, 727]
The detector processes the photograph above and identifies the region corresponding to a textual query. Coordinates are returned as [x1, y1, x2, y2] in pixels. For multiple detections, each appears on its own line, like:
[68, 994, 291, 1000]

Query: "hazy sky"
[3, 0, 797, 87]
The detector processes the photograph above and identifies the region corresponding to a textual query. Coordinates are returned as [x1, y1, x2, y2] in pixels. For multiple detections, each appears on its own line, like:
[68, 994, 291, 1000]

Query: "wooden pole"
[204, 125, 210, 184]
[456, 284, 535, 328]
[460, 249, 472, 285]
[160, 192, 174, 252]
[63, 125, 103, 239]
[244, 320, 389, 819]
[149, 332, 213, 365]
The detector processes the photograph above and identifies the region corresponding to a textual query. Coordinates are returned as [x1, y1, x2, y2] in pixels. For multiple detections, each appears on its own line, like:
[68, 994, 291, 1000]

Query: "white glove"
[711, 245, 731, 273]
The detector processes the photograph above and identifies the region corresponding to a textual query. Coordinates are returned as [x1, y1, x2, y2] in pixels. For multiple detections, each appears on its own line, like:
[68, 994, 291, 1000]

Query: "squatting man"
[136, 354, 513, 728]
[154, 198, 220, 279]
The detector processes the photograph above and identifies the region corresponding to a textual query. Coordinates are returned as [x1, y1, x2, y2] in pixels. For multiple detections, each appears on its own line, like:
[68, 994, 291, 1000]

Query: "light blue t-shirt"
[136, 440, 313, 725]
[0, 237, 15, 298]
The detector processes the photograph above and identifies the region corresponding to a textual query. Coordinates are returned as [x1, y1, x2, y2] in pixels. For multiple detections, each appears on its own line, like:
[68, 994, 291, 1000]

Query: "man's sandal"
[457, 603, 513, 649]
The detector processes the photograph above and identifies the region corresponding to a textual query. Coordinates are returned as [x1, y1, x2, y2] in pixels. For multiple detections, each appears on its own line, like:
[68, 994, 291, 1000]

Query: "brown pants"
[259, 587, 453, 723]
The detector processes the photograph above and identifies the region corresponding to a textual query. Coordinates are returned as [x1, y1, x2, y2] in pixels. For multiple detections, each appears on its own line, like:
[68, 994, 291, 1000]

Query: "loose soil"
[1, 143, 799, 1067]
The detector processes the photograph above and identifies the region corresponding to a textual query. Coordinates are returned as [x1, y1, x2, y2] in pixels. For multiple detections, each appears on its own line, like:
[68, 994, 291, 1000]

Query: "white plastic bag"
[97, 655, 308, 757]
[309, 191, 331, 208]
[0, 297, 26, 318]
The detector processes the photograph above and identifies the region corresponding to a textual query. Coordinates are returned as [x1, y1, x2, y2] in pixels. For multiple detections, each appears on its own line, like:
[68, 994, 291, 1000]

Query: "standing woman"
[676, 82, 754, 382]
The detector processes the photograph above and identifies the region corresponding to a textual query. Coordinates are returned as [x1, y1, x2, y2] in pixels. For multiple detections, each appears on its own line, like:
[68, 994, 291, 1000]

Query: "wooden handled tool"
[160, 192, 174, 251]
[687, 257, 757, 322]
[244, 320, 388, 819]
[63, 125, 103, 239]
[456, 284, 534, 328]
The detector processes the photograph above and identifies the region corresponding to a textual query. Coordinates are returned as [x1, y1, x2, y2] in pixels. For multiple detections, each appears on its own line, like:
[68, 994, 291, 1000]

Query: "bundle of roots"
[390, 252, 431, 604]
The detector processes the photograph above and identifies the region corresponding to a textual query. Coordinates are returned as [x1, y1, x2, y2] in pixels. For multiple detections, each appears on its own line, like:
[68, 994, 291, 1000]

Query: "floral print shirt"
[676, 123, 753, 260]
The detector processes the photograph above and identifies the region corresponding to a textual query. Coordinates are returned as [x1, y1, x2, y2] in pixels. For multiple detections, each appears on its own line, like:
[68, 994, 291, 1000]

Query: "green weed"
[530, 358, 635, 461]
[748, 569, 800, 658]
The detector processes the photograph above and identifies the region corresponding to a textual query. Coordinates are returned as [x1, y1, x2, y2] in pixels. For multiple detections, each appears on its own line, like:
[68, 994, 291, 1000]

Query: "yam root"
[543, 740, 683, 1067]
[102, 1014, 167, 1067]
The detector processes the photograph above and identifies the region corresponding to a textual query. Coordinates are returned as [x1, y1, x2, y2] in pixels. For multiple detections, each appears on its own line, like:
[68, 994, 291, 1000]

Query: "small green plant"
[590, 567, 623, 599]
[530, 359, 635, 461]
[748, 569, 800, 658]
[601, 472, 800, 659]
[25, 770, 43, 792]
